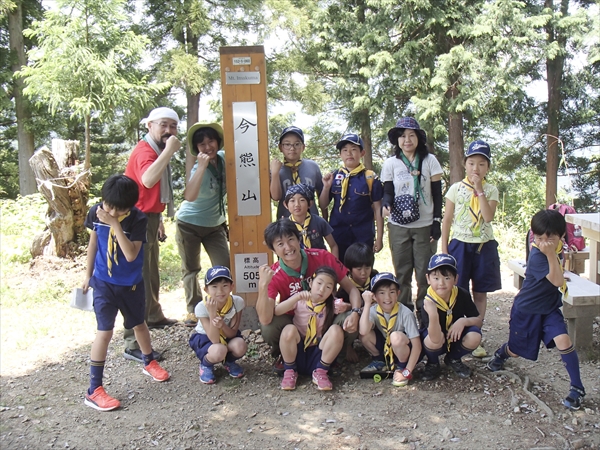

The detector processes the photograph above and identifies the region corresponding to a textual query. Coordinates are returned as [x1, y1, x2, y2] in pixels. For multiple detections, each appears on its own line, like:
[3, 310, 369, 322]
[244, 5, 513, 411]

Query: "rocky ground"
[1, 259, 599, 450]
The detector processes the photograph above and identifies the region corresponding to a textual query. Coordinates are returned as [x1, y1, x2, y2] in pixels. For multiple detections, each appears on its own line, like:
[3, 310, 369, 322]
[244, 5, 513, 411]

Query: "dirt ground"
[1, 256, 599, 450]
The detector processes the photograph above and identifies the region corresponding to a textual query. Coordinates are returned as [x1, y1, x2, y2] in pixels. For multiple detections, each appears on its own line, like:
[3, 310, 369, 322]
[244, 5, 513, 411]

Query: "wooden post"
[220, 46, 273, 327]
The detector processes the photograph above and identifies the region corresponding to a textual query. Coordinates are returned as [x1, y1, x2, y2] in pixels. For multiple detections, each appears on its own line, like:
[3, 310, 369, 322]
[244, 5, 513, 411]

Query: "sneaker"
[147, 318, 178, 329]
[486, 353, 506, 372]
[421, 363, 441, 381]
[84, 386, 121, 411]
[312, 368, 333, 391]
[563, 386, 585, 411]
[199, 364, 216, 384]
[272, 355, 284, 376]
[123, 348, 163, 363]
[224, 360, 244, 378]
[143, 360, 170, 382]
[184, 313, 198, 328]
[444, 354, 471, 378]
[281, 369, 298, 390]
[472, 345, 487, 358]
[361, 360, 386, 372]
[392, 369, 409, 387]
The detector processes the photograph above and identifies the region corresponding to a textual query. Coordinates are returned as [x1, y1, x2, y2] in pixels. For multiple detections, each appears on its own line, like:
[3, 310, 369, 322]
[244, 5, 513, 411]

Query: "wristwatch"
[401, 368, 412, 380]
[351, 307, 362, 315]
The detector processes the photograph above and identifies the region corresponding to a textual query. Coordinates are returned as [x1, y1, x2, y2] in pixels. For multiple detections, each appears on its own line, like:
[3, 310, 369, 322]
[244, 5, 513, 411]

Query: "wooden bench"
[507, 259, 600, 352]
[563, 249, 590, 275]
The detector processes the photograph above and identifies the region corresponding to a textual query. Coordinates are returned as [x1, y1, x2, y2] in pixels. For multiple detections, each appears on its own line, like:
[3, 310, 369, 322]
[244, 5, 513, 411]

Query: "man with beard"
[122, 107, 180, 362]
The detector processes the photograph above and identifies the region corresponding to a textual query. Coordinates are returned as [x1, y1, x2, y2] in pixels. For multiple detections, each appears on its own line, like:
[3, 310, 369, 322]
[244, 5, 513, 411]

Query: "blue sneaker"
[199, 364, 215, 384]
[224, 360, 244, 378]
[361, 360, 386, 372]
[563, 386, 585, 411]
[486, 353, 506, 372]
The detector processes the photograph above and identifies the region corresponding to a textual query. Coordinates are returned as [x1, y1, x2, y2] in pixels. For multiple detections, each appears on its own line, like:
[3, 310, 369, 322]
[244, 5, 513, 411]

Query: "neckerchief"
[376, 303, 399, 370]
[532, 242, 569, 300]
[425, 286, 458, 351]
[144, 135, 174, 217]
[460, 177, 487, 234]
[106, 211, 130, 277]
[289, 213, 312, 248]
[203, 295, 234, 344]
[338, 163, 365, 212]
[350, 275, 371, 293]
[278, 249, 310, 291]
[284, 159, 302, 185]
[399, 153, 426, 205]
[206, 155, 225, 216]
[304, 299, 327, 350]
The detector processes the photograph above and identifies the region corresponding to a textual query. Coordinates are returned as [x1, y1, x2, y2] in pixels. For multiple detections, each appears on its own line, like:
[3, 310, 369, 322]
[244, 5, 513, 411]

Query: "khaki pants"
[175, 219, 230, 313]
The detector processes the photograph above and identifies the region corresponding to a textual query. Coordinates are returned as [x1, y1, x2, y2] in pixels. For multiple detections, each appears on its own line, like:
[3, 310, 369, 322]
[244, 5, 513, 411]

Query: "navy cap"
[387, 117, 427, 145]
[279, 126, 305, 144]
[204, 266, 233, 285]
[336, 133, 364, 151]
[427, 254, 458, 272]
[466, 140, 491, 161]
[370, 272, 400, 292]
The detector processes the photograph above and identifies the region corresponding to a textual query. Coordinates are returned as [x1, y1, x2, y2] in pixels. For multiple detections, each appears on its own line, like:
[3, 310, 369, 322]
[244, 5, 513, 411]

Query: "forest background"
[1, 0, 599, 234]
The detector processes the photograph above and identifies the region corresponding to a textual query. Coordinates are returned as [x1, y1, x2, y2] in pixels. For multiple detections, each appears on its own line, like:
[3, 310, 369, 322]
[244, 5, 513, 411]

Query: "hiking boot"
[124, 348, 163, 363]
[147, 318, 178, 329]
[143, 360, 170, 382]
[486, 353, 506, 372]
[184, 313, 198, 328]
[312, 368, 333, 391]
[563, 386, 585, 411]
[444, 354, 471, 378]
[84, 386, 121, 412]
[272, 355, 284, 376]
[420, 363, 441, 381]
[281, 369, 297, 390]
[199, 364, 216, 384]
[472, 345, 487, 358]
[361, 360, 386, 372]
[224, 360, 244, 378]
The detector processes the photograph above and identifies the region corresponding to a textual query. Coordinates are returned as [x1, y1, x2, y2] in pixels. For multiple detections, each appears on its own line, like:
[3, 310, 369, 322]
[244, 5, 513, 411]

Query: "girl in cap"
[380, 118, 443, 327]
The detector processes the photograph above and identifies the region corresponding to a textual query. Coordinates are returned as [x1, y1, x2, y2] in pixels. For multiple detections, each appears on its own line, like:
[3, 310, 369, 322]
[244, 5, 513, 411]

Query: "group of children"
[81, 118, 586, 413]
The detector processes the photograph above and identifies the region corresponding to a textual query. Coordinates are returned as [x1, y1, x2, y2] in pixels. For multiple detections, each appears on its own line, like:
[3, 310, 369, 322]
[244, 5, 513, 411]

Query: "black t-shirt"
[421, 286, 480, 334]
[335, 269, 379, 304]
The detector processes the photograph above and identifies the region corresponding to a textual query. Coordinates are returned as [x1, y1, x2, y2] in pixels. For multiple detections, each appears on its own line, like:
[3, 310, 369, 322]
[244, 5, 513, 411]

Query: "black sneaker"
[486, 353, 506, 372]
[563, 386, 585, 411]
[123, 348, 163, 363]
[420, 363, 441, 381]
[444, 354, 471, 378]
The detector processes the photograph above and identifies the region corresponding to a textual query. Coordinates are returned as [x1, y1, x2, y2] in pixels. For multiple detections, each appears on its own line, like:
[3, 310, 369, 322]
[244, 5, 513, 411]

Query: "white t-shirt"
[380, 154, 443, 228]
[194, 295, 245, 335]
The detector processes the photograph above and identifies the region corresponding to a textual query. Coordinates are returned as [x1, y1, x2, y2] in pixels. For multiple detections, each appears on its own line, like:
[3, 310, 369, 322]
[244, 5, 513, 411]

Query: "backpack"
[526, 203, 586, 258]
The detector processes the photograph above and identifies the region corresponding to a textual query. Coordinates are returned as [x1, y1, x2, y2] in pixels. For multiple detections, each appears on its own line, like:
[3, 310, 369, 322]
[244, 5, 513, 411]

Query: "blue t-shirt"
[85, 204, 147, 286]
[514, 247, 564, 314]
[328, 169, 383, 229]
[305, 214, 333, 250]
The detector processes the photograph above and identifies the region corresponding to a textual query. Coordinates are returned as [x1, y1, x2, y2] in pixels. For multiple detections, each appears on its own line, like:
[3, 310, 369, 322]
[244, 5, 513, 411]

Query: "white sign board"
[225, 72, 260, 85]
[232, 101, 261, 216]
[234, 253, 268, 293]
[232, 57, 251, 65]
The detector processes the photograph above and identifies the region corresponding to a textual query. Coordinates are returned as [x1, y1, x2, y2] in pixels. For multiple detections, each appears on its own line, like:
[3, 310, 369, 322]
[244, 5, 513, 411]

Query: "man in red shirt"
[122, 107, 180, 362]
[258, 219, 363, 366]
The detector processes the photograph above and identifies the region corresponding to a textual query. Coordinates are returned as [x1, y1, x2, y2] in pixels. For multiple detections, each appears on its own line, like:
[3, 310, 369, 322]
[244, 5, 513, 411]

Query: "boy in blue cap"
[320, 133, 384, 262]
[189, 266, 247, 384]
[487, 209, 586, 411]
[420, 254, 482, 381]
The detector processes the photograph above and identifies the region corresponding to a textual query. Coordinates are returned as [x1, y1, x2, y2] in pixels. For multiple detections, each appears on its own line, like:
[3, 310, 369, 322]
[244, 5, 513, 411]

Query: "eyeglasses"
[281, 142, 304, 150]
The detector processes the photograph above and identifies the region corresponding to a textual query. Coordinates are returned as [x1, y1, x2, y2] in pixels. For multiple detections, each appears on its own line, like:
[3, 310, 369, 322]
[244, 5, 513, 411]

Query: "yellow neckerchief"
[203, 295, 234, 344]
[460, 177, 486, 233]
[376, 303, 399, 370]
[339, 163, 366, 212]
[350, 275, 371, 293]
[304, 298, 327, 350]
[106, 211, 131, 277]
[425, 286, 458, 351]
[531, 242, 569, 300]
[284, 159, 302, 184]
[289, 213, 312, 248]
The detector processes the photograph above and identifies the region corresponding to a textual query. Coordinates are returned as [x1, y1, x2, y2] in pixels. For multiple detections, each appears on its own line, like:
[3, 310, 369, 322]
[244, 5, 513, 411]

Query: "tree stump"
[29, 139, 89, 258]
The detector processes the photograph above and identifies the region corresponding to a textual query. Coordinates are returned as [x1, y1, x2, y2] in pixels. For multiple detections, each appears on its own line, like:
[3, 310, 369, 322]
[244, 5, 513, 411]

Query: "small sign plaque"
[226, 72, 261, 85]
[234, 253, 268, 293]
[232, 57, 251, 65]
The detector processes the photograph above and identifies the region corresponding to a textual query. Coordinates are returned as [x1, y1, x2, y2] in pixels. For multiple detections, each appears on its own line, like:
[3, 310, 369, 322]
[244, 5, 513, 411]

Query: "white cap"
[141, 107, 180, 126]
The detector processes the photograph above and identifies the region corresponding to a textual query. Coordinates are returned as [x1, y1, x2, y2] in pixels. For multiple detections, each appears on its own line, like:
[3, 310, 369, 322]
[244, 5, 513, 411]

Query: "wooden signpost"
[220, 46, 273, 325]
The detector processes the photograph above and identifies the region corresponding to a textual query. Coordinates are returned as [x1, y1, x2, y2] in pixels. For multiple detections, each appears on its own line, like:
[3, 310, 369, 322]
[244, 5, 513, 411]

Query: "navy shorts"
[295, 342, 323, 375]
[374, 328, 413, 366]
[189, 330, 243, 362]
[90, 277, 145, 331]
[420, 325, 482, 355]
[507, 306, 567, 361]
[448, 239, 502, 293]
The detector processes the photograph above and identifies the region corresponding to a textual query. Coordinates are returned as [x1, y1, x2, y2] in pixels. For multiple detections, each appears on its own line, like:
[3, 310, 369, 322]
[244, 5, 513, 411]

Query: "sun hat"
[187, 122, 224, 155]
[465, 140, 491, 161]
[279, 126, 305, 144]
[141, 107, 180, 126]
[387, 117, 426, 145]
[336, 133, 364, 151]
[204, 266, 233, 285]
[370, 272, 400, 292]
[427, 253, 458, 272]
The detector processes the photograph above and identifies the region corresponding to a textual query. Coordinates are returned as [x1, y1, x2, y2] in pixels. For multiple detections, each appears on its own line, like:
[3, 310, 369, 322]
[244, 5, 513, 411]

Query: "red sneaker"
[84, 386, 121, 411]
[280, 369, 297, 390]
[312, 368, 332, 391]
[143, 360, 170, 382]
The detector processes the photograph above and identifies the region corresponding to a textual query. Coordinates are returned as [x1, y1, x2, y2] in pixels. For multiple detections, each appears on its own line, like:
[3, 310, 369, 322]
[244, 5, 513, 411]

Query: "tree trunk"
[29, 140, 89, 258]
[447, 112, 465, 184]
[357, 109, 373, 170]
[84, 113, 91, 170]
[185, 91, 200, 182]
[8, 1, 37, 195]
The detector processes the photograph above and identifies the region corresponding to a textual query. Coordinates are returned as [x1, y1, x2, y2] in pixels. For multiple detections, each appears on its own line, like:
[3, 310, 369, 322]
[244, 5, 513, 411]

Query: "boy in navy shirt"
[487, 209, 586, 410]
[82, 175, 169, 411]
